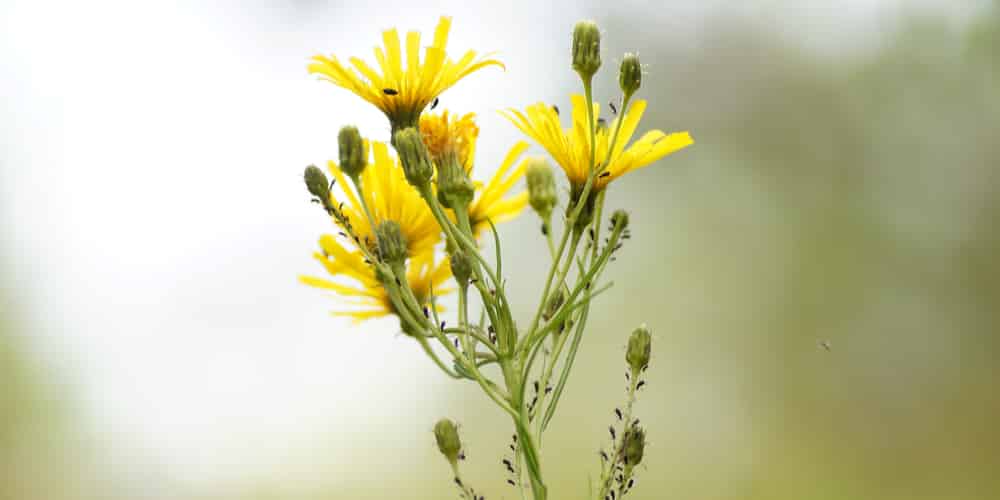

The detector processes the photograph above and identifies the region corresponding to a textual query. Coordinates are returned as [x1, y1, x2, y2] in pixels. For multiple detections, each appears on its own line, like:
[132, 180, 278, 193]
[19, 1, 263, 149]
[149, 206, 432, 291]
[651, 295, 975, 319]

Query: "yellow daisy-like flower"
[327, 141, 441, 258]
[309, 16, 504, 131]
[501, 94, 694, 191]
[420, 110, 529, 237]
[301, 236, 452, 323]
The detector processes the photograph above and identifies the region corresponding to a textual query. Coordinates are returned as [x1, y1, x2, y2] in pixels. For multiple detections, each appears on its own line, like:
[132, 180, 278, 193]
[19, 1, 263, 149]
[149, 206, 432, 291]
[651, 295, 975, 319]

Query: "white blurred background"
[2, 1, 997, 499]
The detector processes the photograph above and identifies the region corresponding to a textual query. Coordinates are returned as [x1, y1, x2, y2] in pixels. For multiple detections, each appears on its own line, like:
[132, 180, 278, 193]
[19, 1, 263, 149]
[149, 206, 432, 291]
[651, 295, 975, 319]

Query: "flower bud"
[304, 165, 337, 215]
[338, 125, 367, 179]
[449, 250, 473, 288]
[375, 220, 408, 265]
[622, 426, 646, 467]
[394, 127, 434, 189]
[526, 158, 557, 220]
[433, 418, 463, 467]
[572, 20, 602, 80]
[626, 325, 651, 374]
[304, 165, 331, 201]
[610, 209, 630, 232]
[542, 289, 564, 322]
[436, 159, 475, 209]
[619, 53, 642, 97]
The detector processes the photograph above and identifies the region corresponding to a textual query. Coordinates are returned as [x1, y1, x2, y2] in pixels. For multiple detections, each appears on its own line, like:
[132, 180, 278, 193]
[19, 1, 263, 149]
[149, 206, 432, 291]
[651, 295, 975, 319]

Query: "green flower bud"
[626, 325, 651, 374]
[622, 426, 646, 467]
[542, 289, 564, 322]
[619, 53, 642, 97]
[433, 418, 462, 467]
[375, 220, 408, 265]
[304, 165, 337, 214]
[394, 127, 434, 189]
[436, 159, 475, 209]
[610, 209, 630, 232]
[572, 20, 602, 80]
[449, 250, 473, 288]
[304, 165, 331, 201]
[526, 158, 557, 220]
[338, 125, 367, 179]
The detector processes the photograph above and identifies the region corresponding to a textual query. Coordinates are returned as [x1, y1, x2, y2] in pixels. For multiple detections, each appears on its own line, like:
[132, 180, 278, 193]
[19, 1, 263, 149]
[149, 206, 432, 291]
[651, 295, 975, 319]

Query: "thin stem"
[349, 175, 378, 232]
[416, 336, 460, 379]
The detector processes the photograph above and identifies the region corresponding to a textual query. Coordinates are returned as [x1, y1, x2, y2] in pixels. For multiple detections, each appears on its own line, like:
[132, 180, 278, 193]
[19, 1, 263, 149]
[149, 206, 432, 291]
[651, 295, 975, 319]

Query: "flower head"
[309, 16, 504, 132]
[301, 237, 451, 323]
[419, 111, 479, 171]
[327, 140, 441, 258]
[501, 95, 693, 192]
[419, 110, 530, 237]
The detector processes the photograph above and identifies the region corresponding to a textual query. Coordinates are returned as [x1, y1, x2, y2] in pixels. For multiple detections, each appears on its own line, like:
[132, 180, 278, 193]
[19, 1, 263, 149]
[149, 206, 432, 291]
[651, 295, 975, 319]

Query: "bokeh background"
[2, 1, 998, 499]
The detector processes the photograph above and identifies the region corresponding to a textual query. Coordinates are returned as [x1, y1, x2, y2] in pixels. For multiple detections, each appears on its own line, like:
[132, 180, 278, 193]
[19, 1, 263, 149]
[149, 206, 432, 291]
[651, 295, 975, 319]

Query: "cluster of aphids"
[583, 216, 631, 262]
[502, 434, 520, 488]
[625, 364, 647, 392]
[309, 177, 385, 265]
[600, 414, 642, 499]
[525, 379, 553, 420]
[453, 476, 484, 500]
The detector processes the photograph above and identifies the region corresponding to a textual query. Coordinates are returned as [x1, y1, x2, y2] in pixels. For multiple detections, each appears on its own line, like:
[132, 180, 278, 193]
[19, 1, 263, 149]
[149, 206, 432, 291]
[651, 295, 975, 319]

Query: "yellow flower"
[501, 94, 693, 191]
[327, 140, 441, 258]
[419, 110, 479, 170]
[301, 236, 452, 323]
[420, 110, 530, 237]
[467, 141, 531, 236]
[309, 16, 504, 130]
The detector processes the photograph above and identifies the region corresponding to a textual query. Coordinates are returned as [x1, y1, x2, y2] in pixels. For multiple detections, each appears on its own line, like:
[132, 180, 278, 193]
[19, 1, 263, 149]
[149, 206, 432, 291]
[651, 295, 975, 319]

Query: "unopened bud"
[375, 220, 408, 265]
[526, 158, 557, 220]
[338, 125, 367, 179]
[542, 289, 565, 322]
[610, 209, 630, 232]
[622, 426, 646, 467]
[304, 165, 331, 202]
[433, 418, 463, 467]
[394, 127, 434, 189]
[619, 53, 642, 97]
[572, 20, 602, 80]
[626, 325, 651, 375]
[437, 159, 475, 209]
[449, 250, 473, 288]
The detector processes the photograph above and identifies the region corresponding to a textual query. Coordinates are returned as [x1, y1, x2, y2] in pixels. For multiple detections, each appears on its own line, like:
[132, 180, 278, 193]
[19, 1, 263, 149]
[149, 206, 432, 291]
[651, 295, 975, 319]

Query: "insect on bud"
[375, 220, 408, 266]
[572, 20, 602, 80]
[526, 158, 558, 220]
[619, 53, 642, 98]
[433, 418, 463, 467]
[622, 426, 646, 467]
[626, 325, 651, 375]
[436, 158, 475, 209]
[338, 125, 367, 179]
[394, 127, 434, 189]
[449, 250, 473, 288]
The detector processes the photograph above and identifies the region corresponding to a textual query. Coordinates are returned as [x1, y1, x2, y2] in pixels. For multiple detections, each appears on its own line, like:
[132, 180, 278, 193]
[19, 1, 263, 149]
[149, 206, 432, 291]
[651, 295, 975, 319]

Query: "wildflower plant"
[300, 16, 692, 499]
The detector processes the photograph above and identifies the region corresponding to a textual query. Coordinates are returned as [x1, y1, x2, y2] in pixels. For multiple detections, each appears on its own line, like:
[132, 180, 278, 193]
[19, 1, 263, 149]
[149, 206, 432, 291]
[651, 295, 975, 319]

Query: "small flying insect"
[430, 97, 439, 109]
[383, 88, 399, 95]
[609, 100, 617, 114]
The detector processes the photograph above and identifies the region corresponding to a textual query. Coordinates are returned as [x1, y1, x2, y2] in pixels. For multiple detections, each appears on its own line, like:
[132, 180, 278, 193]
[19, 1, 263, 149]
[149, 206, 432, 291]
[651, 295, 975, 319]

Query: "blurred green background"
[2, 1, 998, 499]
